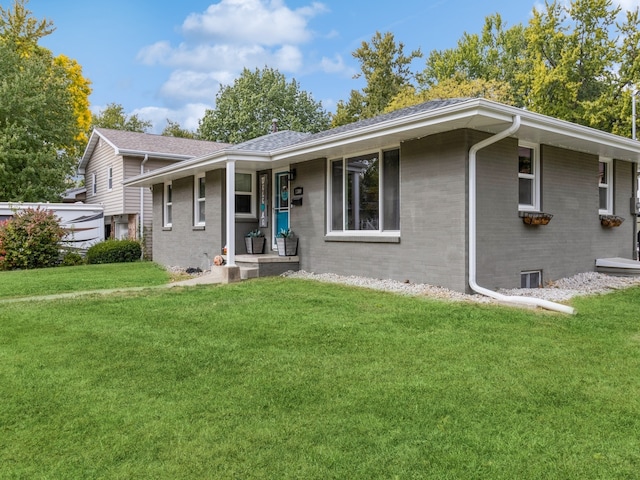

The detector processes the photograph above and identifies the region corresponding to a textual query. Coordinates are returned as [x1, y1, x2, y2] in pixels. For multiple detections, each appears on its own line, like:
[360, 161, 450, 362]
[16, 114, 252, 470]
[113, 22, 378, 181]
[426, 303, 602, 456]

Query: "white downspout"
[139, 154, 149, 259]
[226, 160, 236, 267]
[469, 115, 576, 315]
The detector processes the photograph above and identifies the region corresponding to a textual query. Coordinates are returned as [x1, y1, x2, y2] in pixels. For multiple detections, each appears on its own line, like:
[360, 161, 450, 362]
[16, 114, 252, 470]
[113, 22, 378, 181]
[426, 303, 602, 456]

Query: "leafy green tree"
[0, 0, 91, 201]
[162, 119, 195, 139]
[386, 77, 513, 112]
[198, 67, 330, 144]
[0, 40, 77, 201]
[333, 32, 422, 127]
[91, 103, 152, 133]
[410, 0, 640, 135]
[520, 0, 638, 135]
[0, 0, 53, 56]
[419, 15, 525, 101]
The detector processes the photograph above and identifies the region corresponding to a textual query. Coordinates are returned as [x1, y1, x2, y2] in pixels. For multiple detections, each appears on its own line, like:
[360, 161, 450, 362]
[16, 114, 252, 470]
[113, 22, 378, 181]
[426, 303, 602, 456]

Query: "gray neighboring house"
[124, 98, 640, 295]
[79, 128, 228, 255]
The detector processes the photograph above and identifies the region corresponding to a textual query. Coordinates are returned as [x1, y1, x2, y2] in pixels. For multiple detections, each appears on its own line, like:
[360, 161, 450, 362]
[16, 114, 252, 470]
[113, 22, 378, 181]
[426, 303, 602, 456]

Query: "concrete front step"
[240, 266, 259, 280]
[224, 253, 299, 278]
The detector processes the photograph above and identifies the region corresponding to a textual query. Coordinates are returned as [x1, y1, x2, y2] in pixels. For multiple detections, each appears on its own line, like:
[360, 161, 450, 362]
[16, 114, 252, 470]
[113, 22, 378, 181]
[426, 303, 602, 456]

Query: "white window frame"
[164, 182, 172, 227]
[92, 173, 97, 195]
[518, 142, 540, 212]
[107, 166, 113, 191]
[235, 171, 256, 218]
[326, 147, 401, 237]
[194, 174, 206, 226]
[598, 157, 613, 215]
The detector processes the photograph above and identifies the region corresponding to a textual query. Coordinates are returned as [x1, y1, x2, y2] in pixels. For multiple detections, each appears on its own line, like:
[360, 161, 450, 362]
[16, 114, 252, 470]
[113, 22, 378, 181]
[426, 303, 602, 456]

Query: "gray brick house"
[124, 98, 640, 303]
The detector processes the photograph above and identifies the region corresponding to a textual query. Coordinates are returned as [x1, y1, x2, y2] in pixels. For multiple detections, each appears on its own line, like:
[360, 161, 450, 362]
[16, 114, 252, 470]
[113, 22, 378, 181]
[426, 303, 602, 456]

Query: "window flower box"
[599, 214, 624, 228]
[519, 211, 553, 226]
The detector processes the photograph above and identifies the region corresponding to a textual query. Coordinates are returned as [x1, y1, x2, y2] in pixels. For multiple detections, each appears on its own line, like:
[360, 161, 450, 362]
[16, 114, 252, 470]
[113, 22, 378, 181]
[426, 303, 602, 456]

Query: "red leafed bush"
[0, 208, 65, 270]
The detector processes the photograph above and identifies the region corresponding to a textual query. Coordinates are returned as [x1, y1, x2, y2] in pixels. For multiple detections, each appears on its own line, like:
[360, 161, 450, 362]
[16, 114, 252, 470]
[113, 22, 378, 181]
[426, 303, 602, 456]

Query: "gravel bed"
[282, 270, 640, 304]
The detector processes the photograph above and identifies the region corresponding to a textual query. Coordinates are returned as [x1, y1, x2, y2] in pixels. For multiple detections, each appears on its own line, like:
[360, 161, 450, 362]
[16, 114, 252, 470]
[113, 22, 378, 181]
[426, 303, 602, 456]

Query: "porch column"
[226, 160, 236, 266]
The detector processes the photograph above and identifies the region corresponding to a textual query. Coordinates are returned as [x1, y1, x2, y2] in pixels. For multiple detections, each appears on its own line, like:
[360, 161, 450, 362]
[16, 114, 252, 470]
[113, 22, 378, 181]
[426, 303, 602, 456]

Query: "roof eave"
[123, 150, 272, 188]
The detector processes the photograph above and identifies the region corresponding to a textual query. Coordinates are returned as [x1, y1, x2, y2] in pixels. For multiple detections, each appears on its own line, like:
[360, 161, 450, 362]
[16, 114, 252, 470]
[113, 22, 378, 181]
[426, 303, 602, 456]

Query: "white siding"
[84, 138, 124, 216]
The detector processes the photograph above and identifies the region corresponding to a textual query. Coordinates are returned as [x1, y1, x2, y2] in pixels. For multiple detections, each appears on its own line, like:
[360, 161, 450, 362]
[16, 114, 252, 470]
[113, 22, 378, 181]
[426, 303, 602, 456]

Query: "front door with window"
[273, 171, 289, 246]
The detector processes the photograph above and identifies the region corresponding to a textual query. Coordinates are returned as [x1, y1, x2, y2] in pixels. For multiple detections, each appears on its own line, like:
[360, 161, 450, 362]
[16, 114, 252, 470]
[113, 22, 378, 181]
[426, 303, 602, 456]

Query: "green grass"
[0, 262, 170, 299]
[1, 272, 640, 478]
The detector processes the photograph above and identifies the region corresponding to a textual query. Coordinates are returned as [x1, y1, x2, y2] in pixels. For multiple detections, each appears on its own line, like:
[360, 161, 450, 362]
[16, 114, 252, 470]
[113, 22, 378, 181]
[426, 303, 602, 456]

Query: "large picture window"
[599, 158, 613, 214]
[194, 174, 206, 226]
[518, 143, 540, 211]
[330, 148, 400, 233]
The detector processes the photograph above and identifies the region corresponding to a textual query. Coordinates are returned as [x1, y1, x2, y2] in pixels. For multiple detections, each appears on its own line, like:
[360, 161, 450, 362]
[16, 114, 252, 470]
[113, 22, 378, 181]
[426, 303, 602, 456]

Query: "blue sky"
[27, 0, 636, 133]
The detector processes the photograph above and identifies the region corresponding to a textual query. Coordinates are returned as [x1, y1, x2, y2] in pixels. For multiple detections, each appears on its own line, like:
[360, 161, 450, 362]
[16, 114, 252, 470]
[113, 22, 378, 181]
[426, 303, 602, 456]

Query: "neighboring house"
[123, 98, 640, 299]
[79, 128, 228, 255]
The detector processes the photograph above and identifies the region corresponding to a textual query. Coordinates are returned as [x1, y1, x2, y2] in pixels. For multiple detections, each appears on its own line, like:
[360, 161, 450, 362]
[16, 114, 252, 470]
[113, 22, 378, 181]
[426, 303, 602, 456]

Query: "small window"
[107, 166, 113, 191]
[194, 174, 205, 226]
[235, 172, 255, 217]
[518, 143, 540, 211]
[521, 270, 542, 288]
[599, 158, 613, 215]
[92, 173, 97, 195]
[164, 182, 172, 227]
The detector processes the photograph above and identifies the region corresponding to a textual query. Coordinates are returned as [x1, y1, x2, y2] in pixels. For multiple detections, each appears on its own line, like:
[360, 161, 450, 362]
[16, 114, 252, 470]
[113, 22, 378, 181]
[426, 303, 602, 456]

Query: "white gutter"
[468, 115, 576, 315]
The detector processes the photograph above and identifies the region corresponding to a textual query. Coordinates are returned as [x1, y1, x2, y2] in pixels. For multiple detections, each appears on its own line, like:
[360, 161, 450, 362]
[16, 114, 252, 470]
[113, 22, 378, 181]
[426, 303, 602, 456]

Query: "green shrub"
[86, 239, 142, 264]
[0, 208, 65, 270]
[60, 251, 85, 266]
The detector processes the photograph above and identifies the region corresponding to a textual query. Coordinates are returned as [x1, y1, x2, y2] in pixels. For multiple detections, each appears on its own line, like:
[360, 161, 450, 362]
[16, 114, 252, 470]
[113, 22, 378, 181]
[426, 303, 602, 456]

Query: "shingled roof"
[226, 98, 470, 153]
[79, 128, 230, 174]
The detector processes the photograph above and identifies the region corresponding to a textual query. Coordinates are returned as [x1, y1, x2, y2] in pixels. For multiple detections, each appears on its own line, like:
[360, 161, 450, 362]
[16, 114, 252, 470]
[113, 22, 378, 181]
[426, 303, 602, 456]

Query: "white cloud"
[139, 42, 302, 74]
[613, 0, 638, 11]
[320, 54, 355, 76]
[132, 104, 211, 134]
[137, 0, 326, 106]
[182, 0, 327, 45]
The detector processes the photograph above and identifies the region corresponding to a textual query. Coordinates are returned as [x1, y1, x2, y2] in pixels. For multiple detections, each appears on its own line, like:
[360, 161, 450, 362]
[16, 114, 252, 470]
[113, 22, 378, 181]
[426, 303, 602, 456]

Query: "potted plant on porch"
[244, 229, 265, 254]
[276, 228, 298, 256]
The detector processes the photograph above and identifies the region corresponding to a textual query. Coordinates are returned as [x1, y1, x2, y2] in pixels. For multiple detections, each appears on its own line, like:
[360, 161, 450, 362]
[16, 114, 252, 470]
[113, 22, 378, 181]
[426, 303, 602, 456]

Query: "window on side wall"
[598, 158, 613, 215]
[518, 143, 540, 211]
[164, 182, 172, 227]
[235, 172, 255, 217]
[194, 174, 206, 226]
[329, 148, 400, 233]
[107, 166, 113, 191]
[92, 173, 97, 195]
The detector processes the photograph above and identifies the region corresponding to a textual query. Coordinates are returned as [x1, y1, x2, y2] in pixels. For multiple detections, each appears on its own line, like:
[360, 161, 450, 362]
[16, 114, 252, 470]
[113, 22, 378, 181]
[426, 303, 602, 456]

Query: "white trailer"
[0, 202, 105, 251]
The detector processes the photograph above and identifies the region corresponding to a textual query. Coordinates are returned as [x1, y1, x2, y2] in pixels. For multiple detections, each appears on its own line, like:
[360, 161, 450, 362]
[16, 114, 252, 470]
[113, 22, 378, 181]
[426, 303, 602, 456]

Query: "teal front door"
[274, 171, 289, 243]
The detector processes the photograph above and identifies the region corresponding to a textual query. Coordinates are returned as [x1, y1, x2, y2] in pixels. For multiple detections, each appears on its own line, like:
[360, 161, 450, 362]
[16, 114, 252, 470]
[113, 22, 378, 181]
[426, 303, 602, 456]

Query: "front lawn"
[1, 275, 639, 478]
[0, 262, 170, 299]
